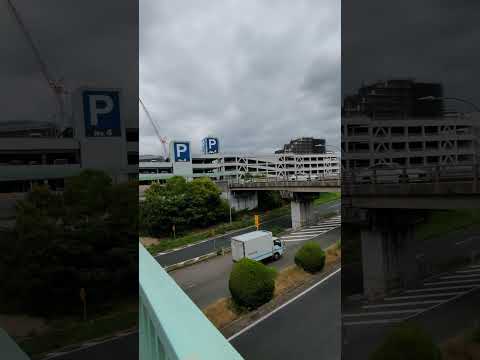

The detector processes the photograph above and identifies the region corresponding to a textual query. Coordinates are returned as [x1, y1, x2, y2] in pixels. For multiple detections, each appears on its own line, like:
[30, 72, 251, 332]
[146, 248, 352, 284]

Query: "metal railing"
[139, 244, 243, 360]
[228, 176, 341, 188]
[0, 328, 30, 360]
[343, 163, 480, 194]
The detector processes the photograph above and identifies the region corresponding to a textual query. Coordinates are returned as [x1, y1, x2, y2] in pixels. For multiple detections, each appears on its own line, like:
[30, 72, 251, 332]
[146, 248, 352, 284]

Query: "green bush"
[294, 242, 326, 273]
[229, 258, 277, 309]
[370, 323, 442, 360]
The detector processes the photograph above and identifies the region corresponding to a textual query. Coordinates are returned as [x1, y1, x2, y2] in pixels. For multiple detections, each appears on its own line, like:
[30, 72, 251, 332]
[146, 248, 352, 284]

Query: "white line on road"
[441, 274, 480, 280]
[227, 267, 341, 342]
[342, 309, 421, 317]
[384, 292, 467, 301]
[363, 300, 444, 309]
[343, 318, 403, 326]
[424, 279, 480, 286]
[281, 234, 320, 240]
[456, 269, 480, 274]
[405, 285, 477, 293]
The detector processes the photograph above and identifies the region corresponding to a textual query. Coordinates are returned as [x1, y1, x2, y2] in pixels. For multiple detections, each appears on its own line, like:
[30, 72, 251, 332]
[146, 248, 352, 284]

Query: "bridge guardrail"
[139, 244, 243, 360]
[343, 163, 480, 194]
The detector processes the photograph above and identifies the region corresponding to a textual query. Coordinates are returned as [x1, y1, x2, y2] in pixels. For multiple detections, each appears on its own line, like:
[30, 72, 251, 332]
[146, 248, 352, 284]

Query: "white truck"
[231, 230, 285, 262]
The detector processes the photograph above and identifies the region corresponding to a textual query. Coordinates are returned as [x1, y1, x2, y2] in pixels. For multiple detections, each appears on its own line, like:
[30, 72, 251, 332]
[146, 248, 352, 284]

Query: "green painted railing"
[139, 244, 243, 360]
[0, 328, 30, 360]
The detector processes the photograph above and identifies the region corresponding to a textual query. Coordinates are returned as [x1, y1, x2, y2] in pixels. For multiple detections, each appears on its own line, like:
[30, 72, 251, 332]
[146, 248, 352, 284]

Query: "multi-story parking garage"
[139, 147, 340, 184]
[0, 88, 139, 193]
[341, 113, 479, 170]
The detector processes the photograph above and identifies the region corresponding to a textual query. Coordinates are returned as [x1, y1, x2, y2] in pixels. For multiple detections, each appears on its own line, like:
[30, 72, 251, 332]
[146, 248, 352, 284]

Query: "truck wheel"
[273, 252, 280, 261]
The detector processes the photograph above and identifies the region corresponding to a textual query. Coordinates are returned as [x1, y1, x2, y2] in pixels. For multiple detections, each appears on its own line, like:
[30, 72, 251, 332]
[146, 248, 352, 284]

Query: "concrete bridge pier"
[361, 209, 420, 300]
[223, 190, 258, 211]
[290, 193, 317, 230]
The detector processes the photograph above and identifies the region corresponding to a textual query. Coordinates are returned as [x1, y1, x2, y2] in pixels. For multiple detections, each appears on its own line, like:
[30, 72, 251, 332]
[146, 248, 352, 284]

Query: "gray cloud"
[140, 0, 340, 155]
[342, 0, 480, 111]
[1, 1, 138, 128]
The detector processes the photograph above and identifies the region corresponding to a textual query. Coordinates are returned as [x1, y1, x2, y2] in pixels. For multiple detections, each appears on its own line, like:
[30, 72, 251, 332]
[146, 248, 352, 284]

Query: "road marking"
[363, 300, 444, 309]
[405, 285, 477, 293]
[456, 269, 480, 274]
[343, 309, 421, 317]
[440, 274, 480, 280]
[227, 267, 341, 342]
[343, 318, 403, 326]
[384, 292, 467, 300]
[42, 331, 137, 359]
[282, 234, 321, 240]
[424, 279, 480, 286]
[295, 228, 331, 234]
[468, 265, 480, 269]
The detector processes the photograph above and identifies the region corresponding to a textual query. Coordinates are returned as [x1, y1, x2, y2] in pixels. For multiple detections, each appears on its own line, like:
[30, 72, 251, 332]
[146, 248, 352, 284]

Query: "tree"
[140, 176, 229, 237]
[3, 170, 138, 316]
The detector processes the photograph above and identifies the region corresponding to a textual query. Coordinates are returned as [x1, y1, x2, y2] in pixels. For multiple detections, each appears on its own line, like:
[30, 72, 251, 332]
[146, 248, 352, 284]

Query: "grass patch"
[203, 298, 243, 330]
[416, 209, 480, 241]
[19, 303, 138, 359]
[313, 192, 340, 206]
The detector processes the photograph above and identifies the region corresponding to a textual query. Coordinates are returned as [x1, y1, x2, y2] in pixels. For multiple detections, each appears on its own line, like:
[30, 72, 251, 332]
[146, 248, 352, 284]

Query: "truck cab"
[231, 230, 285, 262]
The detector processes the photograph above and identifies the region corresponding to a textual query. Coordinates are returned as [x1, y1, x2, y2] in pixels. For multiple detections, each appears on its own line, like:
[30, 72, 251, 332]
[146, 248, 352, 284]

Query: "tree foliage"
[229, 258, 277, 309]
[294, 242, 326, 273]
[140, 176, 229, 236]
[370, 323, 442, 360]
[1, 170, 138, 316]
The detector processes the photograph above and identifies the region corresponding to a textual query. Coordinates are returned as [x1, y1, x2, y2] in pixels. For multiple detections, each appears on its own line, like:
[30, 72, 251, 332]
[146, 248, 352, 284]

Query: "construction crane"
[139, 97, 169, 159]
[6, 0, 68, 136]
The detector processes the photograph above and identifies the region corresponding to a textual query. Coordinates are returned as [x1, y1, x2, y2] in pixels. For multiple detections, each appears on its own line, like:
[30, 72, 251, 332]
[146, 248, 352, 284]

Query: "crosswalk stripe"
[425, 279, 480, 286]
[469, 265, 480, 269]
[456, 269, 480, 274]
[405, 285, 477, 293]
[363, 300, 444, 309]
[384, 292, 466, 301]
[342, 309, 421, 317]
[282, 233, 321, 239]
[343, 318, 403, 326]
[441, 274, 480, 280]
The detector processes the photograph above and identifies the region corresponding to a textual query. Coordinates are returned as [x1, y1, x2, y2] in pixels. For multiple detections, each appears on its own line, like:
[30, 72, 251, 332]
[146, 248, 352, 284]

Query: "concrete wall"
[222, 190, 258, 211]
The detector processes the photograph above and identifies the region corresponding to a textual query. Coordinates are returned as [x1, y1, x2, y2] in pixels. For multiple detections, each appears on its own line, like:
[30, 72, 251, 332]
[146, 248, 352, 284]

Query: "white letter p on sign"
[89, 94, 114, 126]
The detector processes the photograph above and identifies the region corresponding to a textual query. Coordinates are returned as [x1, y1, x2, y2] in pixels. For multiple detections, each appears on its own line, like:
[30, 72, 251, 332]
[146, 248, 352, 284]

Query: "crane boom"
[6, 0, 66, 132]
[139, 97, 169, 158]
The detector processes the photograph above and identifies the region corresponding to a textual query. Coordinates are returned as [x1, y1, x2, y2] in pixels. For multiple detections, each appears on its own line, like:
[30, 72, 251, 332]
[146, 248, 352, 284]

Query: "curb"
[41, 328, 137, 359]
[164, 247, 232, 272]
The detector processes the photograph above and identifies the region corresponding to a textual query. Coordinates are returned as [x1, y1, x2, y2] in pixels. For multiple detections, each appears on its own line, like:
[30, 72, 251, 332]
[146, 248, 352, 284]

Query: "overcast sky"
[140, 0, 340, 155]
[342, 0, 480, 111]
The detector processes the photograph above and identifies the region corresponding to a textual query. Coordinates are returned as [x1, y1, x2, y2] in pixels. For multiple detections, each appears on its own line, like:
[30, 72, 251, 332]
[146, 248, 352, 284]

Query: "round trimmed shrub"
[370, 323, 442, 360]
[229, 258, 276, 309]
[294, 242, 326, 273]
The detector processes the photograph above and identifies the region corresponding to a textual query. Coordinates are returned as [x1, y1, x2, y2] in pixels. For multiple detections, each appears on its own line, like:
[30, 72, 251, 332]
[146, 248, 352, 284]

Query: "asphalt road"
[171, 227, 341, 308]
[155, 200, 340, 267]
[342, 225, 480, 359]
[231, 268, 341, 360]
[343, 283, 480, 359]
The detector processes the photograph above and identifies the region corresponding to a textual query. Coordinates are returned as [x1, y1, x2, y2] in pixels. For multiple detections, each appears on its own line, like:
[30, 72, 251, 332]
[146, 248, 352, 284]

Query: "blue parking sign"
[174, 142, 190, 162]
[202, 137, 219, 154]
[82, 90, 121, 137]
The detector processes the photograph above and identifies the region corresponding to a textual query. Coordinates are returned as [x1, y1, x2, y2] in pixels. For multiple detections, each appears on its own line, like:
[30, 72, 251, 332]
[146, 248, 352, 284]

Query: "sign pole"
[80, 288, 87, 321]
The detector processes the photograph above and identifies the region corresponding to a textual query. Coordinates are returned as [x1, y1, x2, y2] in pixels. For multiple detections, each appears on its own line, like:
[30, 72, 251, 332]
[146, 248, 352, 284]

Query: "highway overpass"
[343, 164, 480, 299]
